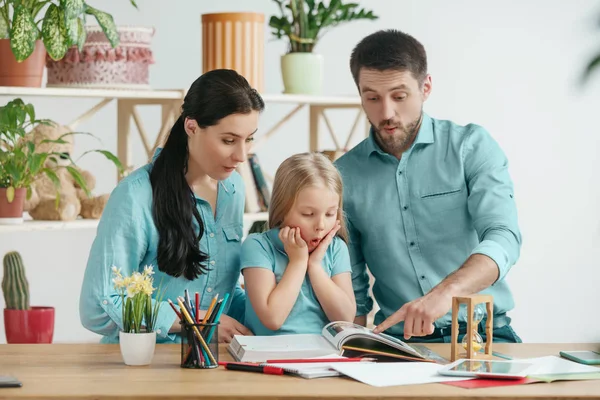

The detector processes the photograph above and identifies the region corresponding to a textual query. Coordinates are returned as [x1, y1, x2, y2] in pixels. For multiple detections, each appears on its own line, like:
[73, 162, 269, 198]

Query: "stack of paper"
[330, 362, 472, 387]
[262, 354, 370, 379]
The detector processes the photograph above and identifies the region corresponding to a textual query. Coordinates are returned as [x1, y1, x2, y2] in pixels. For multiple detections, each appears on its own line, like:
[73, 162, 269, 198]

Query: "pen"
[265, 357, 374, 363]
[219, 362, 285, 375]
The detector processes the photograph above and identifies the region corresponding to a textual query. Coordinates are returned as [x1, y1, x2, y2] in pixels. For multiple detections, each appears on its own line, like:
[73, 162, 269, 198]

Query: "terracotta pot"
[4, 307, 55, 344]
[0, 39, 46, 87]
[0, 188, 26, 224]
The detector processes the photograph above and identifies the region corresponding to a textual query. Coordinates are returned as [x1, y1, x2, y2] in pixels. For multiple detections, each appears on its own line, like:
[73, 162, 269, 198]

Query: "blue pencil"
[206, 292, 229, 343]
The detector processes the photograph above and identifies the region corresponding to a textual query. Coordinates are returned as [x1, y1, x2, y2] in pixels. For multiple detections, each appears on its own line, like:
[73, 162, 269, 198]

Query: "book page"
[321, 321, 424, 359]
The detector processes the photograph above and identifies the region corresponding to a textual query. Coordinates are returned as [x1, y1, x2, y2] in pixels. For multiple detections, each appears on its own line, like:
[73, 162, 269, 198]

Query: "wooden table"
[0, 343, 599, 399]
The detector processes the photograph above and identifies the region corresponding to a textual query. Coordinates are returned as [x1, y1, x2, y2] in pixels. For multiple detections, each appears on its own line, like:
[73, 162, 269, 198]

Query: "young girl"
[241, 152, 356, 335]
[79, 69, 264, 344]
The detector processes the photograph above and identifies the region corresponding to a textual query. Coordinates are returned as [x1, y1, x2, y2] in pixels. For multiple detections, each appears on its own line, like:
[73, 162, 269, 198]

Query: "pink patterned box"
[46, 26, 155, 89]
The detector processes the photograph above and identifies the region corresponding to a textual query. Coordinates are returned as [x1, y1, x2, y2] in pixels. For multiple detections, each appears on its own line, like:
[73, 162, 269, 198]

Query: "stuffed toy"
[22, 123, 109, 221]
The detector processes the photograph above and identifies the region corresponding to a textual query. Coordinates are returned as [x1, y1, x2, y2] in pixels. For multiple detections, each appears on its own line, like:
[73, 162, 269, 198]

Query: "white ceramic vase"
[119, 331, 156, 366]
[280, 52, 323, 95]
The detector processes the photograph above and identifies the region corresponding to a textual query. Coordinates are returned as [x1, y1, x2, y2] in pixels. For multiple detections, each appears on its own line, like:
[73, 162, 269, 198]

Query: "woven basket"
[46, 26, 155, 89]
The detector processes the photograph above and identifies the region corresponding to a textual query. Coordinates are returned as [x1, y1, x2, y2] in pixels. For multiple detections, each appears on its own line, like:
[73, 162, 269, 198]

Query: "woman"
[79, 69, 264, 343]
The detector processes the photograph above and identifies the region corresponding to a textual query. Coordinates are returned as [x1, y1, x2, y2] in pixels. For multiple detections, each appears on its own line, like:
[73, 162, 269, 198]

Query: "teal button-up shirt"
[240, 228, 352, 335]
[334, 113, 522, 337]
[79, 154, 246, 343]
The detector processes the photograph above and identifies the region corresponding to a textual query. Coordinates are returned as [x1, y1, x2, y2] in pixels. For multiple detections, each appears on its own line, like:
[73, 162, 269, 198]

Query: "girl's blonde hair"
[268, 152, 348, 242]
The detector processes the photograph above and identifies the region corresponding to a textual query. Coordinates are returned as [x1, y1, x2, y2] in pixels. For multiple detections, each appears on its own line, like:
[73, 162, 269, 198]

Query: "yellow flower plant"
[112, 265, 165, 334]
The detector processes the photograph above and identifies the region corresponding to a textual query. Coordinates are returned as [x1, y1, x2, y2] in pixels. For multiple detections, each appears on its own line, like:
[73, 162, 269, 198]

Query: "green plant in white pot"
[269, 0, 378, 95]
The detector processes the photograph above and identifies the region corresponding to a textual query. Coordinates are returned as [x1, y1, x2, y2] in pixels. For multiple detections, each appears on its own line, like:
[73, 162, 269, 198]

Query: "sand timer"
[450, 295, 494, 361]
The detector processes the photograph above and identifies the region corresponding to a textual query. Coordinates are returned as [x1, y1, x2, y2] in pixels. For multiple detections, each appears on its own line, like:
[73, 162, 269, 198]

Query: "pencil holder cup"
[180, 321, 219, 369]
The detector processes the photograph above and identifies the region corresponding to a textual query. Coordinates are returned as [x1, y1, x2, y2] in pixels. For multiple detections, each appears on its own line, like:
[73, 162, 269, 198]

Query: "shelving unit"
[0, 86, 368, 233]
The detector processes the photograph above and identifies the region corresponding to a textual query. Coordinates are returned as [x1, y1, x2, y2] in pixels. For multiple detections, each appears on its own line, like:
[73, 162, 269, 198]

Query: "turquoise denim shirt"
[240, 228, 352, 335]
[335, 113, 522, 337]
[79, 152, 246, 343]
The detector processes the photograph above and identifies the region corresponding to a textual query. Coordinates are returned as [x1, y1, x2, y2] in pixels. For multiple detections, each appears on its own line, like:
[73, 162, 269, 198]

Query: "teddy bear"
[22, 122, 109, 221]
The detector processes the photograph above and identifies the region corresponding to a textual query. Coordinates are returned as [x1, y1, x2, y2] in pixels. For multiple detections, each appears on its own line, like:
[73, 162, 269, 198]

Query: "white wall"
[1, 0, 600, 344]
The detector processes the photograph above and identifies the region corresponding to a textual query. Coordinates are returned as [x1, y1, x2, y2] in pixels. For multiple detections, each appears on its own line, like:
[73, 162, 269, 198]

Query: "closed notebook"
[260, 354, 358, 379]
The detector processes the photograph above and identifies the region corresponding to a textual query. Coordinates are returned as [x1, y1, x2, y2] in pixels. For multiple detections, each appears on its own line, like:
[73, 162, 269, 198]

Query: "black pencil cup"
[180, 321, 219, 369]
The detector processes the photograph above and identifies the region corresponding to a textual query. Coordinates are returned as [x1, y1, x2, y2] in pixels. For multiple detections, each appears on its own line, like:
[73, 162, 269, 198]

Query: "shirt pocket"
[418, 187, 470, 233]
[220, 224, 243, 283]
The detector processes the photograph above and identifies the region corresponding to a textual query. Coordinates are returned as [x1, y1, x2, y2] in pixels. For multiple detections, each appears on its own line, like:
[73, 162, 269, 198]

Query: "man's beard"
[371, 113, 422, 156]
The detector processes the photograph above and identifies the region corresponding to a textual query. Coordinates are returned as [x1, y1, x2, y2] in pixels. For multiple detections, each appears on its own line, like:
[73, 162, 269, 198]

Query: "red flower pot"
[4, 307, 55, 343]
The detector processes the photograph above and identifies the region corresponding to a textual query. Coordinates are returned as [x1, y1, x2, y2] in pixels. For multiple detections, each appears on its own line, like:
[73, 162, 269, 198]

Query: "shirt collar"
[366, 112, 435, 157]
[151, 147, 236, 198]
[266, 227, 287, 256]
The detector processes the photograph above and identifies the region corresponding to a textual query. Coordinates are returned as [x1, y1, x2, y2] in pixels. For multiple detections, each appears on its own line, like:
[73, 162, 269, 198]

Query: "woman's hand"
[279, 226, 309, 265]
[217, 314, 253, 343]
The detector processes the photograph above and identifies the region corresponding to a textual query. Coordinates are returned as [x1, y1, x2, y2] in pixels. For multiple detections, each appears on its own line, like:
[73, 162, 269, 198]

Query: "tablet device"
[559, 350, 600, 365]
[438, 359, 536, 380]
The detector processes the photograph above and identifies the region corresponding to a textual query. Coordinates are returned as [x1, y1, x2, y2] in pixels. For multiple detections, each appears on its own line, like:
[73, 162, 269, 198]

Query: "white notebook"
[261, 354, 356, 379]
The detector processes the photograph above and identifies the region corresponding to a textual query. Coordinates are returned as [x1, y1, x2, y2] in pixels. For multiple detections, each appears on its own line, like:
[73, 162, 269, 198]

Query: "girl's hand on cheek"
[279, 226, 309, 265]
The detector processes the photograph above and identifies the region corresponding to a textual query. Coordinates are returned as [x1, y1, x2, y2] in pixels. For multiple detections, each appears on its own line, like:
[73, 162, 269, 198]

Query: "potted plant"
[0, 0, 137, 87]
[0, 98, 124, 224]
[112, 265, 165, 366]
[269, 0, 378, 95]
[2, 251, 55, 343]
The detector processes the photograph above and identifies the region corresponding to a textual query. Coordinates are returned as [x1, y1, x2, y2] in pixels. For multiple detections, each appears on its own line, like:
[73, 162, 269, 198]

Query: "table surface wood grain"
[1, 342, 599, 399]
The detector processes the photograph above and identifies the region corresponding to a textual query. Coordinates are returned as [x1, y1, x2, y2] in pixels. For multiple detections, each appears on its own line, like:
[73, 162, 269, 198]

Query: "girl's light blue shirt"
[240, 228, 351, 336]
[79, 154, 246, 343]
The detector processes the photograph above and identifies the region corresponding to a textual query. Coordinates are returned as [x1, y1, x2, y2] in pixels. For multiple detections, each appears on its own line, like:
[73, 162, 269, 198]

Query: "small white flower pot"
[280, 52, 323, 95]
[119, 331, 156, 366]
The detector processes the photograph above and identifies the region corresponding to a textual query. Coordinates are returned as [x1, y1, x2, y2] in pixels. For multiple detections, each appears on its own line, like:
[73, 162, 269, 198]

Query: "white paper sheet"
[520, 356, 600, 375]
[331, 362, 471, 387]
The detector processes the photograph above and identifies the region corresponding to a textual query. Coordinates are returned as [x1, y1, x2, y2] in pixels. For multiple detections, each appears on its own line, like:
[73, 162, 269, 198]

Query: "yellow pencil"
[202, 294, 219, 325]
[177, 298, 217, 365]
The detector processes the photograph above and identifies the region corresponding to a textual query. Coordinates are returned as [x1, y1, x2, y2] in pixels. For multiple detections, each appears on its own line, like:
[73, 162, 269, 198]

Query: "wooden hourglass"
[450, 294, 494, 362]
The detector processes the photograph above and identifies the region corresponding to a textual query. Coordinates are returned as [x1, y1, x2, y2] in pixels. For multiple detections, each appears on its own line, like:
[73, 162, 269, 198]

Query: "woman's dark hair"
[150, 69, 265, 280]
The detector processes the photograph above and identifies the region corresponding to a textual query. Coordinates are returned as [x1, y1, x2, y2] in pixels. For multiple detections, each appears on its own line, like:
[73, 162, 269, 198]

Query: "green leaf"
[130, 0, 138, 8]
[582, 52, 600, 84]
[9, 5, 39, 62]
[65, 17, 78, 46]
[80, 149, 124, 175]
[24, 103, 35, 125]
[75, 17, 86, 51]
[85, 5, 119, 48]
[26, 185, 32, 200]
[6, 186, 14, 203]
[65, 165, 90, 197]
[0, 12, 9, 39]
[60, 0, 85, 20]
[42, 4, 70, 61]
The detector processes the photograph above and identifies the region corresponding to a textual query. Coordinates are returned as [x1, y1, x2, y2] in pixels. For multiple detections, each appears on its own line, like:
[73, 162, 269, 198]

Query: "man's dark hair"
[350, 29, 428, 87]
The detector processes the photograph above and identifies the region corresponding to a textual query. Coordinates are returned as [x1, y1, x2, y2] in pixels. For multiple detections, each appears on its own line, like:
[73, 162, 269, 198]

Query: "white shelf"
[0, 86, 185, 100]
[0, 212, 268, 233]
[0, 86, 361, 105]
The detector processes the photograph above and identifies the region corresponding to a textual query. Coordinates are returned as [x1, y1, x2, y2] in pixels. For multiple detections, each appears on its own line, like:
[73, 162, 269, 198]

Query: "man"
[334, 29, 522, 343]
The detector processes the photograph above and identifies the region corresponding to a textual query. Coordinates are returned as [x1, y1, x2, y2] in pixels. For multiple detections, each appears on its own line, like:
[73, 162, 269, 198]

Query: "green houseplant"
[269, 0, 378, 94]
[0, 0, 137, 87]
[2, 251, 55, 343]
[0, 97, 124, 223]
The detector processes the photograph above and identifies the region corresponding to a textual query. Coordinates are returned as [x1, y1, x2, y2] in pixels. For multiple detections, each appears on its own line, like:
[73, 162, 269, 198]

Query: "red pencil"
[264, 357, 373, 363]
[167, 299, 182, 320]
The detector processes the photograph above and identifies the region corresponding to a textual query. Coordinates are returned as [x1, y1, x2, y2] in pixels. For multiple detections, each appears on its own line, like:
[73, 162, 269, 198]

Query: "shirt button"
[207, 287, 213, 293]
[398, 171, 403, 175]
[209, 233, 215, 238]
[210, 260, 215, 265]
[102, 300, 108, 305]
[403, 206, 408, 210]
[156, 329, 162, 334]
[420, 275, 426, 280]
[410, 241, 415, 246]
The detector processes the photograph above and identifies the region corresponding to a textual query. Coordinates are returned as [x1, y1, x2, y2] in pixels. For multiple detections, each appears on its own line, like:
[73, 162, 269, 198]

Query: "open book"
[227, 321, 447, 364]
